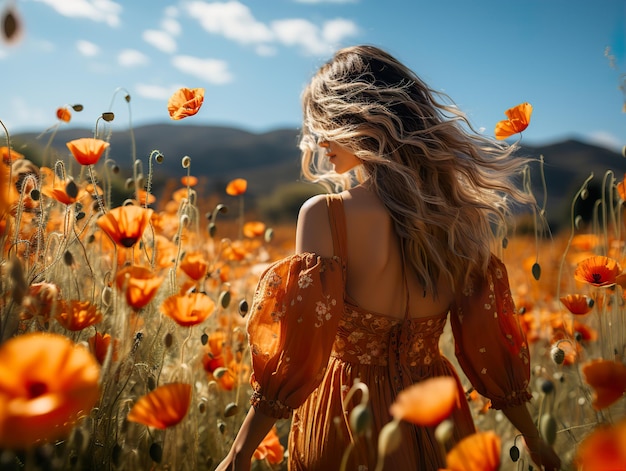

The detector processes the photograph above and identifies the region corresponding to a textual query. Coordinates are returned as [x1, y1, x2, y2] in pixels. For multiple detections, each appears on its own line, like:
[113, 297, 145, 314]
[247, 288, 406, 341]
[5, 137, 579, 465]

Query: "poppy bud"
[72, 104, 84, 112]
[101, 112, 115, 122]
[224, 402, 238, 417]
[550, 346, 565, 365]
[377, 419, 402, 457]
[219, 290, 231, 309]
[201, 332, 209, 345]
[182, 156, 191, 168]
[531, 262, 541, 281]
[238, 299, 249, 316]
[349, 404, 372, 436]
[539, 414, 557, 445]
[149, 443, 162, 463]
[509, 445, 520, 462]
[434, 419, 454, 445]
[265, 228, 274, 243]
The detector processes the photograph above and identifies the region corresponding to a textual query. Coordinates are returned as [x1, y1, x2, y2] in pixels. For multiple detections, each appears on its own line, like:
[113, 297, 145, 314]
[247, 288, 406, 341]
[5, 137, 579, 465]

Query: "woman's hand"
[524, 436, 561, 471]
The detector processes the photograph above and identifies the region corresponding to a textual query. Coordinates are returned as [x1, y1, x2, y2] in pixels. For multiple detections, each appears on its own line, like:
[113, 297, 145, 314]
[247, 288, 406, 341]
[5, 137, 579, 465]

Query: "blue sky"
[0, 0, 625, 150]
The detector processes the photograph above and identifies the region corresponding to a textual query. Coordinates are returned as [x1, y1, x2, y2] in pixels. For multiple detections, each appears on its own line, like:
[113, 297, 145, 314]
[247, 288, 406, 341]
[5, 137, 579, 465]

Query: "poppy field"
[1, 89, 626, 471]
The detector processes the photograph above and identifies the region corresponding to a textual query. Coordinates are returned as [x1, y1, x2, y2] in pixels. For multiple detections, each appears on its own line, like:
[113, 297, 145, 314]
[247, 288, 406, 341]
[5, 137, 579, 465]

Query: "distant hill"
[9, 124, 626, 228]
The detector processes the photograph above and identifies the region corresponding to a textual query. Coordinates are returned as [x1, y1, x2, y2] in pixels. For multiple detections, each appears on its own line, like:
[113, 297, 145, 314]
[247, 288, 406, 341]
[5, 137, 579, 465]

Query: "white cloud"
[587, 131, 624, 152]
[171, 55, 233, 85]
[76, 39, 99, 57]
[33, 0, 122, 27]
[185, 1, 273, 44]
[293, 0, 357, 2]
[162, 17, 182, 36]
[135, 83, 179, 100]
[142, 29, 177, 54]
[272, 18, 358, 55]
[118, 49, 149, 67]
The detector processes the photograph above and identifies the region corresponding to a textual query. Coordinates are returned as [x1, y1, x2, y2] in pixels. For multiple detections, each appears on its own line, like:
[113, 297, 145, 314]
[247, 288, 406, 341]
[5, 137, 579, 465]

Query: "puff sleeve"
[449, 255, 532, 410]
[246, 253, 345, 419]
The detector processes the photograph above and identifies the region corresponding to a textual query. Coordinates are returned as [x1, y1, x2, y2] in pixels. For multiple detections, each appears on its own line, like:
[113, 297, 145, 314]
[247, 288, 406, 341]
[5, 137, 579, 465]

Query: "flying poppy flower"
[226, 178, 247, 196]
[0, 332, 100, 449]
[575, 419, 626, 470]
[181, 175, 198, 187]
[167, 87, 205, 120]
[66, 138, 110, 166]
[180, 252, 209, 281]
[127, 383, 192, 429]
[560, 294, 594, 315]
[253, 426, 285, 465]
[574, 256, 622, 287]
[444, 431, 501, 471]
[582, 359, 626, 410]
[389, 376, 458, 426]
[243, 221, 266, 238]
[494, 102, 533, 140]
[160, 292, 215, 327]
[88, 332, 118, 365]
[56, 300, 103, 331]
[96, 205, 154, 248]
[115, 265, 164, 310]
[56, 107, 71, 123]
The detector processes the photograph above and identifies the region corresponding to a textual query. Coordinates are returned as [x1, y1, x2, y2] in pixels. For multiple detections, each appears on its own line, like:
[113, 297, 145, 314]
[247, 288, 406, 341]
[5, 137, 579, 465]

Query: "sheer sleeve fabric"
[246, 253, 345, 419]
[449, 255, 532, 410]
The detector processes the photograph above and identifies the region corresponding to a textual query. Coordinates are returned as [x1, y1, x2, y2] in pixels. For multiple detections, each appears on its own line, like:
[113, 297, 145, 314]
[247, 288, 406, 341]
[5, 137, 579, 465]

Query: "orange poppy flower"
[96, 205, 154, 248]
[180, 251, 209, 281]
[127, 383, 191, 429]
[618, 174, 626, 201]
[253, 426, 285, 465]
[389, 376, 458, 426]
[582, 359, 626, 410]
[20, 282, 61, 322]
[160, 292, 215, 327]
[115, 265, 164, 310]
[444, 431, 501, 471]
[574, 256, 622, 287]
[41, 178, 86, 206]
[571, 234, 601, 252]
[136, 189, 156, 206]
[56, 300, 103, 331]
[66, 138, 109, 166]
[181, 175, 198, 187]
[56, 107, 71, 123]
[560, 294, 593, 315]
[167, 87, 205, 120]
[201, 331, 229, 374]
[494, 102, 533, 140]
[575, 419, 626, 470]
[0, 332, 100, 449]
[0, 146, 24, 164]
[88, 332, 118, 365]
[226, 178, 247, 196]
[243, 221, 266, 238]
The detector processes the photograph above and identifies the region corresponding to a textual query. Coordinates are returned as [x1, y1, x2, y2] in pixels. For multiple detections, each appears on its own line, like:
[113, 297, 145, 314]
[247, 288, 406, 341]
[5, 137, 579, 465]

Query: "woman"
[216, 45, 561, 470]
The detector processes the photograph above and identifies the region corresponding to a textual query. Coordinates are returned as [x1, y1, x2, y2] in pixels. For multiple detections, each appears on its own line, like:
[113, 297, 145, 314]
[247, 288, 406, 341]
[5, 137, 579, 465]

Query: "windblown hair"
[299, 45, 535, 293]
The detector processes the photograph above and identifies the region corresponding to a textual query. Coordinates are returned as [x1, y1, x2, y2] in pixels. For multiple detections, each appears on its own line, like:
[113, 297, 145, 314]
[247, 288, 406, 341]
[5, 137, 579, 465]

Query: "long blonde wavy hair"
[299, 45, 535, 293]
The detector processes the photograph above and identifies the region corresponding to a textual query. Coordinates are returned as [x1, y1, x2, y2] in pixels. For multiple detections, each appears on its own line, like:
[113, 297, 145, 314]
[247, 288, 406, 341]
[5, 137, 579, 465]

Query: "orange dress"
[247, 195, 531, 470]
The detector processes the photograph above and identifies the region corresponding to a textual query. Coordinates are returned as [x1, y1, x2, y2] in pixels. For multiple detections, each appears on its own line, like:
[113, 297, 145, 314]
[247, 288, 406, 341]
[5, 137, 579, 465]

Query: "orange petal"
[389, 376, 458, 426]
[226, 178, 247, 196]
[446, 431, 501, 471]
[560, 294, 593, 315]
[127, 383, 191, 429]
[582, 359, 626, 410]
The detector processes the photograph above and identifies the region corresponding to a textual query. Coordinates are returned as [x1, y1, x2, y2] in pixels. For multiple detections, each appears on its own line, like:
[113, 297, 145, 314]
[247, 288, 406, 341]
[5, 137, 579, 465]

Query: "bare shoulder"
[295, 194, 333, 257]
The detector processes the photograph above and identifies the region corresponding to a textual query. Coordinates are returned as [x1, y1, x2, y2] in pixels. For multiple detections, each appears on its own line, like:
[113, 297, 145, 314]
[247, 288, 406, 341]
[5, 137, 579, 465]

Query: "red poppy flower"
[243, 221, 266, 238]
[115, 265, 163, 310]
[66, 138, 109, 166]
[560, 294, 593, 315]
[160, 292, 215, 327]
[226, 178, 247, 196]
[167, 87, 205, 120]
[88, 332, 118, 365]
[56, 300, 103, 331]
[179, 252, 209, 281]
[444, 431, 501, 471]
[253, 426, 285, 465]
[582, 359, 626, 410]
[96, 205, 154, 248]
[56, 107, 71, 123]
[575, 419, 626, 470]
[127, 383, 191, 429]
[574, 256, 622, 287]
[0, 332, 100, 449]
[494, 102, 533, 140]
[389, 376, 458, 426]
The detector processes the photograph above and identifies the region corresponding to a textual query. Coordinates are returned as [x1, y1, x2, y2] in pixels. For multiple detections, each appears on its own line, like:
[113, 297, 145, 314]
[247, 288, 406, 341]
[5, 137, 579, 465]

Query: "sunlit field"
[2, 86, 626, 471]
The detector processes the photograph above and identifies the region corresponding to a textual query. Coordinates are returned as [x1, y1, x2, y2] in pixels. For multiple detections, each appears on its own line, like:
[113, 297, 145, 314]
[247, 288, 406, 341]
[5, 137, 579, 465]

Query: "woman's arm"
[501, 403, 561, 470]
[215, 407, 277, 471]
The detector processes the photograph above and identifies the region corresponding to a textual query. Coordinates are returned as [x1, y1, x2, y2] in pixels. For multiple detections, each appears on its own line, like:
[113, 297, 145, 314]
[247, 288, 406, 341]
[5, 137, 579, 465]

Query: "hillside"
[9, 123, 626, 227]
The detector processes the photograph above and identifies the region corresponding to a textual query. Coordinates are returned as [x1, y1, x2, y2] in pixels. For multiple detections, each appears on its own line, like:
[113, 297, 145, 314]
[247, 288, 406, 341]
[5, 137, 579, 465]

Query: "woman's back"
[296, 185, 454, 321]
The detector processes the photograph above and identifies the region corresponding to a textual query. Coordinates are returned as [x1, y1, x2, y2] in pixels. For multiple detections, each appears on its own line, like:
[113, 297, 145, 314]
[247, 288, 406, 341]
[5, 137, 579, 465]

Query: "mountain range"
[9, 123, 626, 229]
